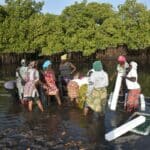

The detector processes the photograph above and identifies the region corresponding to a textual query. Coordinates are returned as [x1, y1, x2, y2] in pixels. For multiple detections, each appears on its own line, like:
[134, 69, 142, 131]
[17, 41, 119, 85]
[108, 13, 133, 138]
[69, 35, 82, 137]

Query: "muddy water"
[0, 60, 149, 149]
[0, 93, 149, 150]
[0, 93, 115, 149]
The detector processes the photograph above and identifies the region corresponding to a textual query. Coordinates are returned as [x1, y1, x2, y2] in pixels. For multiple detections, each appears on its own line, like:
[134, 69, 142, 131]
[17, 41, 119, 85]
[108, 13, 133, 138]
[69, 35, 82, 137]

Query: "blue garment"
[42, 60, 52, 69]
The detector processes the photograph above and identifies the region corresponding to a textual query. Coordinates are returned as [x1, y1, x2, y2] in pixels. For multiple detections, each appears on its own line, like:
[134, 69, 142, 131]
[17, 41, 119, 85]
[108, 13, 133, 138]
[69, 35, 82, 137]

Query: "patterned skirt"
[126, 89, 141, 112]
[86, 87, 107, 113]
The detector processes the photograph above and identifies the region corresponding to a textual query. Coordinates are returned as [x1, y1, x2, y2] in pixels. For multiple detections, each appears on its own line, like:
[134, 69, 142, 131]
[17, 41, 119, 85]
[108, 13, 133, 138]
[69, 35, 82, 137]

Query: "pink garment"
[118, 55, 126, 62]
[43, 70, 58, 95]
[67, 80, 79, 99]
[126, 89, 141, 112]
[23, 69, 39, 99]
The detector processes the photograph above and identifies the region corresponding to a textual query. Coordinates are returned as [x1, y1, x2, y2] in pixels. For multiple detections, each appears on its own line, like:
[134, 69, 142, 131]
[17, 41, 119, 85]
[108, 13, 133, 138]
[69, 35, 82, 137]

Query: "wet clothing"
[23, 68, 39, 100]
[43, 70, 58, 95]
[16, 66, 28, 99]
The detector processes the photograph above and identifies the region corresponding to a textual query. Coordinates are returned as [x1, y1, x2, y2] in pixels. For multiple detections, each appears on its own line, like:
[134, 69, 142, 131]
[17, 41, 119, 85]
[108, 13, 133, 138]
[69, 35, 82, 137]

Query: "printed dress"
[43, 70, 58, 95]
[23, 68, 39, 100]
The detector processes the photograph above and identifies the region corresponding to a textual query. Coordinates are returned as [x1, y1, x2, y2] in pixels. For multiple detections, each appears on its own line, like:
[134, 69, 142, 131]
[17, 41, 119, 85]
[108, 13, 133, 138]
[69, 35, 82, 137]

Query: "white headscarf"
[130, 61, 138, 70]
[21, 59, 26, 66]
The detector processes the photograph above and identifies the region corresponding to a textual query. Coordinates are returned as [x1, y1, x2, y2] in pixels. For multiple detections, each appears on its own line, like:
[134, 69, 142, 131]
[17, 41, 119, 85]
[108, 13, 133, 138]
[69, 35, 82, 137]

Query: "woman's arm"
[125, 76, 136, 82]
[51, 70, 56, 81]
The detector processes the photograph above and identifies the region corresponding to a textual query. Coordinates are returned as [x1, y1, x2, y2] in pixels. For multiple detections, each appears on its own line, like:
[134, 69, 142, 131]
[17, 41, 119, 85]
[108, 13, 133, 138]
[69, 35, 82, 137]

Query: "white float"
[105, 115, 146, 141]
[110, 72, 123, 111]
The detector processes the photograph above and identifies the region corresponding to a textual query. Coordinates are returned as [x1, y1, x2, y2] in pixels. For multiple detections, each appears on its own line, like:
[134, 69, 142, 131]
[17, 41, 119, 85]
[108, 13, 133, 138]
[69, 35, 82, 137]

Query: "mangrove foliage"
[0, 0, 150, 56]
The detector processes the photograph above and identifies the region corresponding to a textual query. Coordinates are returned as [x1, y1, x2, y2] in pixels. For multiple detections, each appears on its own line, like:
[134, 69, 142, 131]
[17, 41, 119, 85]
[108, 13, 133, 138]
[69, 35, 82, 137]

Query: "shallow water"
[0, 60, 149, 149]
[0, 93, 116, 149]
[0, 91, 149, 149]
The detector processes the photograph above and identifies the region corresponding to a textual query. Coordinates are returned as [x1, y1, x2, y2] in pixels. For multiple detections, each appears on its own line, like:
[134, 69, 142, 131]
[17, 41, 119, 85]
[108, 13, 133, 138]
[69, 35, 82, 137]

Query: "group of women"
[15, 54, 76, 112]
[15, 54, 141, 115]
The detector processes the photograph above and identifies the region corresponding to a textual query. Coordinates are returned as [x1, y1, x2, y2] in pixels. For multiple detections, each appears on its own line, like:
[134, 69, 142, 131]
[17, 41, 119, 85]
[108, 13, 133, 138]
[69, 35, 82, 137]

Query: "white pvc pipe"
[105, 115, 146, 141]
[124, 93, 128, 109]
[110, 73, 123, 111]
[108, 92, 113, 108]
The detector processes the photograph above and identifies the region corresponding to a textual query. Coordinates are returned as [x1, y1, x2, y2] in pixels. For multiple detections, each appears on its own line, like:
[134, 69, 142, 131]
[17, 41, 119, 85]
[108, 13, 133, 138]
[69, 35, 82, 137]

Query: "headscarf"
[21, 59, 26, 66]
[42, 60, 52, 69]
[61, 54, 67, 60]
[117, 55, 126, 63]
[130, 61, 138, 70]
[92, 61, 103, 71]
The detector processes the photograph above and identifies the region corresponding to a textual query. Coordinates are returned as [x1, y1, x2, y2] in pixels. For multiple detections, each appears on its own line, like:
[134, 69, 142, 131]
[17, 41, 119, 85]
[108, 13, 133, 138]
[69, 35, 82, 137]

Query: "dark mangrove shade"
[0, 0, 149, 56]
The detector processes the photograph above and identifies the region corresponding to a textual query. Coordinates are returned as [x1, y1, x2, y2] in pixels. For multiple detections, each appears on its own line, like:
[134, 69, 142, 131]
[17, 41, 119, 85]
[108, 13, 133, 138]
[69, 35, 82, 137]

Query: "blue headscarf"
[42, 60, 52, 69]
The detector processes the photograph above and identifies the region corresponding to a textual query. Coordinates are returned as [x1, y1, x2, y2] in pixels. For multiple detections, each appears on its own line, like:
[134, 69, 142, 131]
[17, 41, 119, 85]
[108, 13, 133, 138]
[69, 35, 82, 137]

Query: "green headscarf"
[92, 61, 103, 71]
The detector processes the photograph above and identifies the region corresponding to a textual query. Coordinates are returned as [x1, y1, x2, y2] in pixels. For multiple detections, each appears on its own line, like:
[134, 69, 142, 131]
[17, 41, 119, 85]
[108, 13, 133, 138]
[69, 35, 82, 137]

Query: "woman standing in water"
[124, 61, 141, 112]
[67, 72, 80, 103]
[59, 54, 76, 82]
[117, 55, 129, 75]
[43, 60, 62, 106]
[84, 61, 109, 116]
[23, 61, 44, 112]
[110, 55, 129, 96]
[16, 59, 28, 103]
[59, 54, 76, 97]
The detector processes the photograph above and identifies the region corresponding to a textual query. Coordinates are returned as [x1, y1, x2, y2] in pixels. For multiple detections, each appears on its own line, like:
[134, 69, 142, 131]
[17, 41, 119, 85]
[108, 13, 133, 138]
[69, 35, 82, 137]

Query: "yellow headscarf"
[61, 54, 67, 60]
